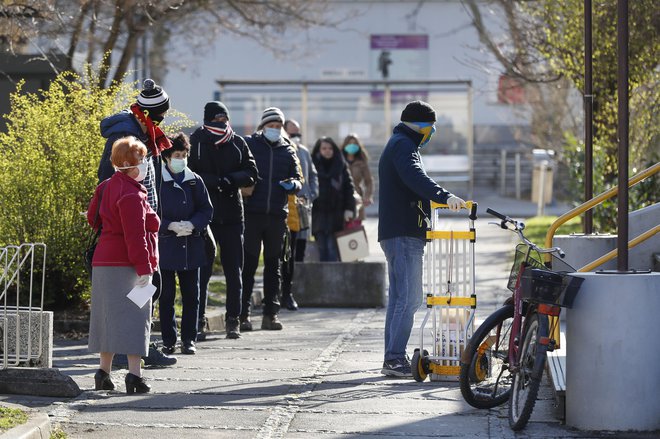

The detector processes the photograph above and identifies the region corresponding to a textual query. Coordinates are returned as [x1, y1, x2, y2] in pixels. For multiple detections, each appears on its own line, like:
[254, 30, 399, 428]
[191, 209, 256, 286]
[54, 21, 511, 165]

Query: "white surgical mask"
[134, 161, 148, 181]
[169, 157, 187, 174]
[264, 127, 281, 142]
[115, 158, 148, 182]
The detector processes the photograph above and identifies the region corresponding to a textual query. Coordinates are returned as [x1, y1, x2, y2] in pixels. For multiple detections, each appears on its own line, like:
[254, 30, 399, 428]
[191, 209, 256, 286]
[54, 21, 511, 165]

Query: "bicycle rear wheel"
[459, 304, 514, 409]
[508, 312, 549, 430]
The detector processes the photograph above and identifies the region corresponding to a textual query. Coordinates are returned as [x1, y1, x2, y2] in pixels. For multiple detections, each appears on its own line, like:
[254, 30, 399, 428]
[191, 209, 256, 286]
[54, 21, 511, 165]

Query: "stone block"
[1, 309, 52, 368]
[292, 261, 386, 307]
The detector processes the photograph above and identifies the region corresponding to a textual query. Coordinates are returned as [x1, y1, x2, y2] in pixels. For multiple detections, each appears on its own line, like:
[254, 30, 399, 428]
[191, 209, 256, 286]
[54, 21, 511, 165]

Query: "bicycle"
[459, 207, 584, 430]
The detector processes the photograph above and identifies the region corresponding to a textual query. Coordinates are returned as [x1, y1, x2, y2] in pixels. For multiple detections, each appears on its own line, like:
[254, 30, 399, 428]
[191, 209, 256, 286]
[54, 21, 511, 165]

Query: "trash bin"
[531, 149, 555, 204]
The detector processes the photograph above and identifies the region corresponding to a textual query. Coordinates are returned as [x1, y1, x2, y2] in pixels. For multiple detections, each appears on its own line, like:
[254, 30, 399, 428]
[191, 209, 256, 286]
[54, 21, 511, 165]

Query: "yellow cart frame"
[413, 201, 478, 382]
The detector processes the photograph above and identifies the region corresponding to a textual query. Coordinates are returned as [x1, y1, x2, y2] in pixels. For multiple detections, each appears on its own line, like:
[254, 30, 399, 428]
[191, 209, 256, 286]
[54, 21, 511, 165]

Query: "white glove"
[447, 195, 466, 212]
[135, 274, 152, 287]
[176, 221, 194, 236]
[344, 210, 354, 222]
[167, 221, 183, 233]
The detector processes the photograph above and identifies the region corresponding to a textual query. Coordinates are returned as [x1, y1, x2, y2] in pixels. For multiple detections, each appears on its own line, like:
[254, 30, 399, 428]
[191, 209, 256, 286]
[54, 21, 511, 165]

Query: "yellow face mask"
[418, 123, 436, 147]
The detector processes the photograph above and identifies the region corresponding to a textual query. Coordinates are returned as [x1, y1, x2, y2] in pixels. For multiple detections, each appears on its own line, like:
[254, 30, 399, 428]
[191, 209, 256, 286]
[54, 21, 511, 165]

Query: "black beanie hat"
[137, 79, 170, 116]
[204, 101, 230, 123]
[401, 100, 436, 123]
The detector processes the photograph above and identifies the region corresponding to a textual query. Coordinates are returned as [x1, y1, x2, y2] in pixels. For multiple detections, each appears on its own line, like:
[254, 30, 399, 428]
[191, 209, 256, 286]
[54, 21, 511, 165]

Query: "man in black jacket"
[242, 107, 303, 331]
[189, 102, 258, 339]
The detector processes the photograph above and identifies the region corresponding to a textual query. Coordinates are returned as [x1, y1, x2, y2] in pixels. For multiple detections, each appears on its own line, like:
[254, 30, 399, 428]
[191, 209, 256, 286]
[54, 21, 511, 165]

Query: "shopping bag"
[335, 226, 369, 262]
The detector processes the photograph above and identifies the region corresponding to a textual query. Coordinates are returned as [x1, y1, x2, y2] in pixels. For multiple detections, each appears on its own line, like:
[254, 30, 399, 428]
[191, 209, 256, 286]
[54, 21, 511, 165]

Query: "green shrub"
[0, 69, 192, 309]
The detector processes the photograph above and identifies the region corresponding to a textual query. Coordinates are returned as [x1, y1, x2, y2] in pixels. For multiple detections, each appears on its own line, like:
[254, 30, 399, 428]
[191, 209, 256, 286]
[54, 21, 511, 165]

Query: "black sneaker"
[381, 359, 412, 377]
[161, 345, 176, 355]
[283, 295, 299, 311]
[197, 317, 209, 341]
[261, 314, 283, 330]
[239, 316, 253, 332]
[226, 316, 241, 339]
[181, 340, 196, 355]
[144, 343, 177, 367]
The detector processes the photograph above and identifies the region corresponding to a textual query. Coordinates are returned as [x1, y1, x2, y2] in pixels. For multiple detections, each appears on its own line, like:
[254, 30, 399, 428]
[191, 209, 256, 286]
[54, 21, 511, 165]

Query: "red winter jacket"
[87, 171, 160, 275]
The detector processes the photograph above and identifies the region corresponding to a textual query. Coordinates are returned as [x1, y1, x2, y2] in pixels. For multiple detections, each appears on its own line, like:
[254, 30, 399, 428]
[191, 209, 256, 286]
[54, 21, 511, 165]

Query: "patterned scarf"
[203, 121, 234, 145]
[130, 103, 172, 156]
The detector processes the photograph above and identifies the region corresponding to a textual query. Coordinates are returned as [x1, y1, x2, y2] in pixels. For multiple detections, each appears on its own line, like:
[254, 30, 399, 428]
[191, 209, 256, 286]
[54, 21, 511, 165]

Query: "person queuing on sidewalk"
[280, 119, 318, 310]
[341, 133, 373, 224]
[189, 102, 258, 340]
[87, 136, 159, 394]
[378, 100, 466, 377]
[311, 136, 357, 262]
[241, 107, 303, 331]
[97, 78, 176, 367]
[157, 133, 213, 355]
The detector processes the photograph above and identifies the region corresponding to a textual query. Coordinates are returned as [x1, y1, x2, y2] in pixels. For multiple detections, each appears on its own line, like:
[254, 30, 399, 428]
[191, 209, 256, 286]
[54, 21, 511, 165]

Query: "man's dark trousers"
[199, 222, 244, 320]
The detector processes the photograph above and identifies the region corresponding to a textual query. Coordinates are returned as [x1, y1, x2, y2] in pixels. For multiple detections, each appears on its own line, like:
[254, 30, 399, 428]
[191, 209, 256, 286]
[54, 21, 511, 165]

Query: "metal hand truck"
[412, 201, 478, 382]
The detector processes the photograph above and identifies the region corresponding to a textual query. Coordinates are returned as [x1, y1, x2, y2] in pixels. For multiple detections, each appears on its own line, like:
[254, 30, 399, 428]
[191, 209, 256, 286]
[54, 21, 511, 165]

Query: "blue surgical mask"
[169, 157, 187, 174]
[419, 125, 436, 148]
[264, 127, 281, 142]
[344, 143, 360, 155]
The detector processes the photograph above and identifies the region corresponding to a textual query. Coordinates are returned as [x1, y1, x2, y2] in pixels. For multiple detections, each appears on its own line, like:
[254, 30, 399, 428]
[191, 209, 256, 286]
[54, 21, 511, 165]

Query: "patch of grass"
[523, 216, 582, 246]
[50, 426, 68, 438]
[0, 406, 29, 432]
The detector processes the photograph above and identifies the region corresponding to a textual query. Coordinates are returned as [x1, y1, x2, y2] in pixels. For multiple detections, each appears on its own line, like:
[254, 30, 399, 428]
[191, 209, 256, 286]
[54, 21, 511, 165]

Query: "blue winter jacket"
[157, 164, 213, 271]
[98, 110, 160, 211]
[377, 123, 453, 242]
[244, 132, 303, 218]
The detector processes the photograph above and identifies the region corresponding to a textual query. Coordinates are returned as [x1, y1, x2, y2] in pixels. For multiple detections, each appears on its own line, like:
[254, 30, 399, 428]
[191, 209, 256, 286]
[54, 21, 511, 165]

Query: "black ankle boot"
[125, 373, 151, 394]
[94, 369, 115, 391]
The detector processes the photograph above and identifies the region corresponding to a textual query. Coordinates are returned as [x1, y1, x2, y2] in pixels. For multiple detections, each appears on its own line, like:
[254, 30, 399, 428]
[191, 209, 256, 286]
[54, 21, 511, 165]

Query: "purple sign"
[370, 34, 429, 50]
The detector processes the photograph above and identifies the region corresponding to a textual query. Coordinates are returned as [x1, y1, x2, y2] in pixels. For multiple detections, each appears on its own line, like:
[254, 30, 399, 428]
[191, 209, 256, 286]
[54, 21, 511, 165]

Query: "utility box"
[531, 149, 555, 204]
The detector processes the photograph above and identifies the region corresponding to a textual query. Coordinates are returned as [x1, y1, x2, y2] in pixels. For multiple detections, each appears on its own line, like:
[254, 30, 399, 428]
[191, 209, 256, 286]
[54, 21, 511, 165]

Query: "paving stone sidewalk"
[1, 193, 655, 438]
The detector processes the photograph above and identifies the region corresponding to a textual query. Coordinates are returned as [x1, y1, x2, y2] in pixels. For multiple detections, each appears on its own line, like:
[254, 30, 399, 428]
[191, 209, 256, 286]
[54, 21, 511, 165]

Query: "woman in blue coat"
[157, 133, 213, 355]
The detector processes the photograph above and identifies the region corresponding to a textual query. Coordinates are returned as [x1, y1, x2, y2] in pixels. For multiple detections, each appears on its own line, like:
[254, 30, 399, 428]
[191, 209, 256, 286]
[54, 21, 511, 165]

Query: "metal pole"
[301, 83, 308, 145]
[500, 150, 507, 196]
[384, 83, 392, 141]
[584, 0, 594, 234]
[467, 83, 474, 199]
[537, 160, 548, 216]
[515, 152, 521, 200]
[616, 0, 629, 271]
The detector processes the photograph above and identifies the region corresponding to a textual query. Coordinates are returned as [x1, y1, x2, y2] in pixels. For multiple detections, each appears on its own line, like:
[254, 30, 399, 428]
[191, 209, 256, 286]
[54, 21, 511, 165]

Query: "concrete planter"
[566, 272, 660, 431]
[292, 261, 386, 307]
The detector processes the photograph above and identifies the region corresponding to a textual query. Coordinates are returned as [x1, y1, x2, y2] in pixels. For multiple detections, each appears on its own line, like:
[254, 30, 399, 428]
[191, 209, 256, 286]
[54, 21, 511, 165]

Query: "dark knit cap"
[260, 107, 285, 128]
[137, 79, 170, 116]
[401, 100, 436, 123]
[204, 101, 230, 123]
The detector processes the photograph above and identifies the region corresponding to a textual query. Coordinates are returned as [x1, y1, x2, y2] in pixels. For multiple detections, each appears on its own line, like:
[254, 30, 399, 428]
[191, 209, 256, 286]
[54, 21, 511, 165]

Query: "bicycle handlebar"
[486, 208, 507, 221]
[486, 207, 565, 258]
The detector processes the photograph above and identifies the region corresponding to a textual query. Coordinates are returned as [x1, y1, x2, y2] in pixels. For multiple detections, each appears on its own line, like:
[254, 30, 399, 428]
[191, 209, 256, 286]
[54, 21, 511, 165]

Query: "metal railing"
[1, 243, 47, 369]
[544, 162, 659, 253]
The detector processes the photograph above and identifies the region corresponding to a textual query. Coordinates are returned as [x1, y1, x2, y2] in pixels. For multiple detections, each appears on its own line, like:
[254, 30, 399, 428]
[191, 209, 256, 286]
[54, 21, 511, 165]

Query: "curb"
[0, 403, 51, 439]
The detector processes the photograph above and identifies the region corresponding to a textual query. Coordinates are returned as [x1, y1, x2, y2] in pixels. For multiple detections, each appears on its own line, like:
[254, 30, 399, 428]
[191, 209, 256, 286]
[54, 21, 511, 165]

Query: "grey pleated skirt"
[88, 266, 151, 356]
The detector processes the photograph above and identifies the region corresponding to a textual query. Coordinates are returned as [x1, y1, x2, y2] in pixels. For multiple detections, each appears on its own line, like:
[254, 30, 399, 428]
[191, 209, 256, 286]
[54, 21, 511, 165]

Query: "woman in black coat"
[311, 137, 357, 261]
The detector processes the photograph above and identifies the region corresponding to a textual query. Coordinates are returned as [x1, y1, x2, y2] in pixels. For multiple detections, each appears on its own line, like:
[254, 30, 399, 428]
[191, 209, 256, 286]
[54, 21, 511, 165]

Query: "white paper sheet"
[126, 283, 156, 308]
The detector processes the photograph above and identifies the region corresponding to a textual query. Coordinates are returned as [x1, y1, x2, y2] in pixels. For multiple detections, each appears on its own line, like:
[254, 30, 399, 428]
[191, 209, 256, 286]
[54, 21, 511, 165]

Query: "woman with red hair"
[87, 136, 160, 394]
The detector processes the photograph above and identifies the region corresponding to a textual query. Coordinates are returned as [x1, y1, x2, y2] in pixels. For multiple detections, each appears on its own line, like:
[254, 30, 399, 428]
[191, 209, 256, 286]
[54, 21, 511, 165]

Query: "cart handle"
[430, 200, 478, 220]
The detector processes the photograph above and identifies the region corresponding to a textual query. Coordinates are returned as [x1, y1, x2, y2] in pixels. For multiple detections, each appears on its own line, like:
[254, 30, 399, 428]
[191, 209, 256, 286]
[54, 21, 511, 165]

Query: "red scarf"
[203, 123, 234, 145]
[130, 103, 172, 156]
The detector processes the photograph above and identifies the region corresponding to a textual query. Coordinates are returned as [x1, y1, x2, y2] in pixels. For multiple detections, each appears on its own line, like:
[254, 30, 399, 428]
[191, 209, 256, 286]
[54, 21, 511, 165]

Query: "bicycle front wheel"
[459, 304, 514, 409]
[508, 312, 549, 431]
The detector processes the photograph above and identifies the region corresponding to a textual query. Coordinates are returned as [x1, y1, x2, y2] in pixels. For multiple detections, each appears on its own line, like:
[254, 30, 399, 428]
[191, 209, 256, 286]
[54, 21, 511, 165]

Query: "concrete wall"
[293, 262, 386, 307]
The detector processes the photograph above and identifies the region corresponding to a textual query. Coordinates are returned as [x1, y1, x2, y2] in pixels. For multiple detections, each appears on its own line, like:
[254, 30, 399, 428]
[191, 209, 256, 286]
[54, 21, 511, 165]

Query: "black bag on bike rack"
[521, 268, 583, 308]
